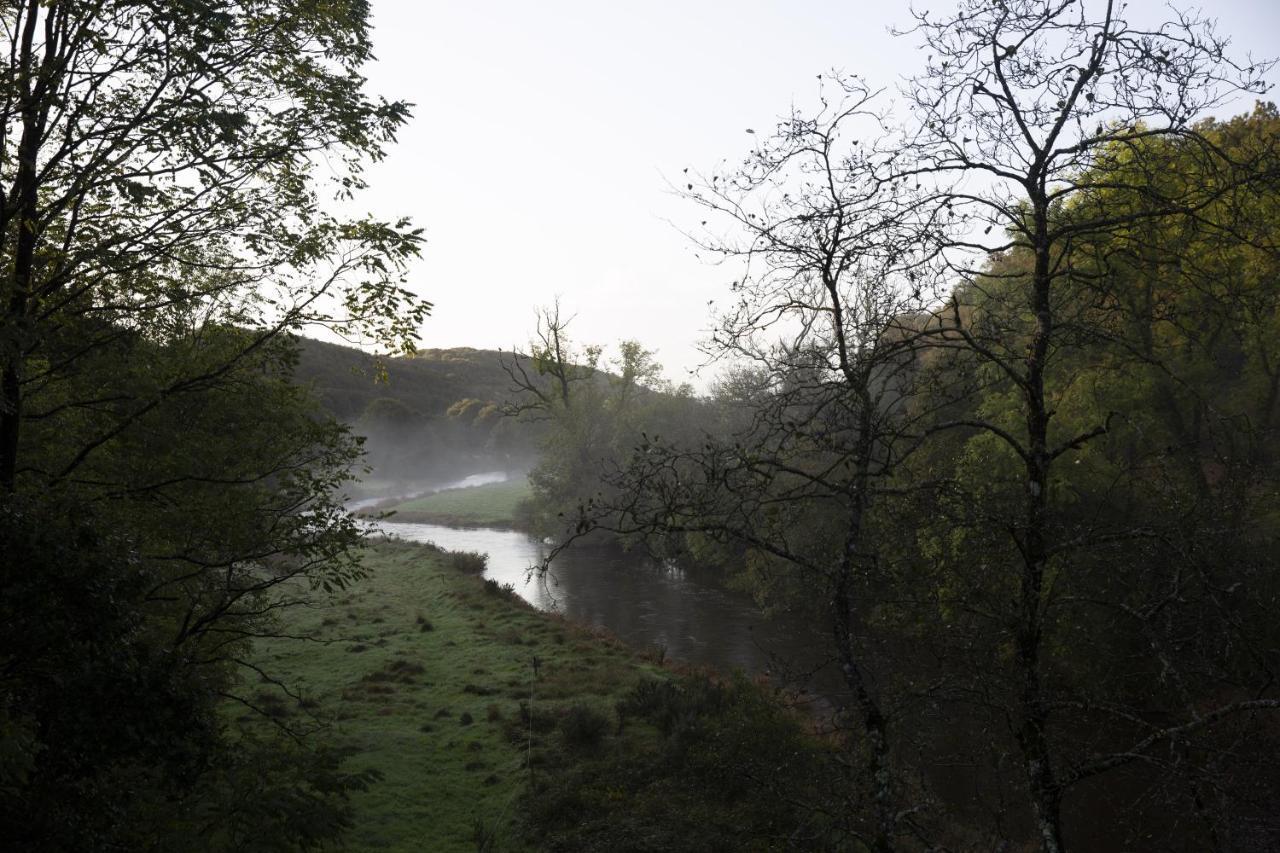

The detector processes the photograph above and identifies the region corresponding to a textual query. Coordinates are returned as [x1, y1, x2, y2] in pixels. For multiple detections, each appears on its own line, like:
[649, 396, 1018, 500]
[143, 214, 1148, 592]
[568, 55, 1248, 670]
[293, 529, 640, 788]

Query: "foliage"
[0, 1, 429, 847]
[523, 4, 1280, 851]
[889, 105, 1280, 850]
[0, 0, 431, 488]
[0, 500, 374, 852]
[523, 674, 853, 853]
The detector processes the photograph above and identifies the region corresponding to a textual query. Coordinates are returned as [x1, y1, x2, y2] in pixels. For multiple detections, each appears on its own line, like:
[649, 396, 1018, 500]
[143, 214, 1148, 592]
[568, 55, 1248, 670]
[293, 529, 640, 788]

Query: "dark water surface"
[376, 519, 844, 705]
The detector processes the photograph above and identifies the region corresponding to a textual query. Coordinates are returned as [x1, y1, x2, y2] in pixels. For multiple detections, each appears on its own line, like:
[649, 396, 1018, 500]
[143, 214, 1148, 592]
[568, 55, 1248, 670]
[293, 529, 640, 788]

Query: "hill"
[292, 337, 544, 496]
[293, 336, 523, 422]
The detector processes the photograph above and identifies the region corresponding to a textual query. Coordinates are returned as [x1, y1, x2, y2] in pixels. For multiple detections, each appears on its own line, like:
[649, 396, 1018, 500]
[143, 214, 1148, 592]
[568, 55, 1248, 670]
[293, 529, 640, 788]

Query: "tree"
[0, 491, 378, 851]
[597, 80, 941, 852]
[0, 0, 428, 491]
[501, 302, 601, 421]
[547, 3, 1278, 850]
[0, 326, 385, 849]
[502, 303, 697, 537]
[0, 3, 428, 846]
[901, 105, 1280, 851]
[886, 3, 1277, 848]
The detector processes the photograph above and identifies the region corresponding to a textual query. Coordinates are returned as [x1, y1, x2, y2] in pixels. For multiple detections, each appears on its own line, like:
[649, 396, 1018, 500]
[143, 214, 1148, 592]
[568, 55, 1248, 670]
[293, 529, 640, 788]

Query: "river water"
[374, 514, 844, 706]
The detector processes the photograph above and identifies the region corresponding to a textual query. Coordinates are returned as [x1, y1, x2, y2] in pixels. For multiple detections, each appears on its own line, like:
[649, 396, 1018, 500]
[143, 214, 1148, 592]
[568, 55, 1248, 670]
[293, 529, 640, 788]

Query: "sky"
[350, 0, 1280, 388]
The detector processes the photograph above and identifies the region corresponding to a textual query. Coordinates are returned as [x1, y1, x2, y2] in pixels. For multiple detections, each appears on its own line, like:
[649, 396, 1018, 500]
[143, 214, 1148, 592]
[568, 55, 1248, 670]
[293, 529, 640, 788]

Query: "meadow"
[244, 537, 658, 851]
[377, 479, 533, 527]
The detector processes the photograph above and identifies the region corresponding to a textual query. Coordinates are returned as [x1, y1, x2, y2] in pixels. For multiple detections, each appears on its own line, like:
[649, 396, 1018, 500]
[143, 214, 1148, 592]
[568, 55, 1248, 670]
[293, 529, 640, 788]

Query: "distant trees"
[502, 304, 697, 536]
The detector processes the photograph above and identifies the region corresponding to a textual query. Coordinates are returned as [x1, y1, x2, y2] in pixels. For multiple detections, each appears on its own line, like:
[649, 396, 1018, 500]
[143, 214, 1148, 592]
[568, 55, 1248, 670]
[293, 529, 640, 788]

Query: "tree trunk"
[833, 409, 896, 852]
[1017, 201, 1064, 853]
[1, 0, 47, 492]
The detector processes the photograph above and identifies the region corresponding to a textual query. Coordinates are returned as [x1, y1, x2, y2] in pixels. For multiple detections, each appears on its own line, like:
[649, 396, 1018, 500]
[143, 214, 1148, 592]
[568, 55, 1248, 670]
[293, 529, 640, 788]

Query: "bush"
[522, 674, 852, 852]
[0, 504, 374, 851]
[483, 578, 518, 598]
[447, 550, 488, 574]
[559, 703, 611, 752]
[617, 677, 729, 736]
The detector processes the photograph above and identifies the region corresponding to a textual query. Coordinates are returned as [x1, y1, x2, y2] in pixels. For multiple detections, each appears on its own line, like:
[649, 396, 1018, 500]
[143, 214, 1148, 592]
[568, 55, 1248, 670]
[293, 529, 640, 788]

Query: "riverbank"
[363, 477, 531, 528]
[245, 537, 656, 851]
[243, 537, 847, 851]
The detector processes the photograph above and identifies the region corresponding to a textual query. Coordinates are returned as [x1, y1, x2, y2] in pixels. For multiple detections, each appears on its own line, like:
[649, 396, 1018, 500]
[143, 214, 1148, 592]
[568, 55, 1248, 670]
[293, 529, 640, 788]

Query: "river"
[373, 510, 845, 707]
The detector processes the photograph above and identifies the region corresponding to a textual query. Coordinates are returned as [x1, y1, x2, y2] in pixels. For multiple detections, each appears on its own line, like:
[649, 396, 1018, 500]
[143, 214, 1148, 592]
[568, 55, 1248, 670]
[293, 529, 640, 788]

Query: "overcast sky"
[351, 0, 1280, 387]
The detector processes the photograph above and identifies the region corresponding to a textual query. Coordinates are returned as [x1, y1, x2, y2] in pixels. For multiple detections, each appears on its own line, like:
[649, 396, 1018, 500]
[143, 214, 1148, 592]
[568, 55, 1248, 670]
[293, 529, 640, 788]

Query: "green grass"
[243, 537, 657, 852]
[378, 479, 532, 527]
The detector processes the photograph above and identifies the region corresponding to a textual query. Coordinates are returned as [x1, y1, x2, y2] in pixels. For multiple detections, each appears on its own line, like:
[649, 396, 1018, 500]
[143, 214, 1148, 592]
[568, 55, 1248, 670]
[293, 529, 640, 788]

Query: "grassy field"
[376, 478, 532, 527]
[243, 538, 658, 852]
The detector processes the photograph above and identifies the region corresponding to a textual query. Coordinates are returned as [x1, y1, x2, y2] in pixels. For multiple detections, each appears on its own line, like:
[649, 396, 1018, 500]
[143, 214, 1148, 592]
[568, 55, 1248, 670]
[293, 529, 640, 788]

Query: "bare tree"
[540, 81, 953, 851]
[500, 301, 599, 421]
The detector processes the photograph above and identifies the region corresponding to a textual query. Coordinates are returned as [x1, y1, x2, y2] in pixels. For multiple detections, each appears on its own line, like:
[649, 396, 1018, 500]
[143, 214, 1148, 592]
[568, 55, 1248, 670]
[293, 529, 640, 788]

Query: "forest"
[1, 1, 1277, 852]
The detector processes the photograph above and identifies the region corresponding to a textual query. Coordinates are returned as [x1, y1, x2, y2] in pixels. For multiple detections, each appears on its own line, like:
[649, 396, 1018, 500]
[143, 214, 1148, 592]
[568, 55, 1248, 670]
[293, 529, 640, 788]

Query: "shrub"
[616, 677, 729, 736]
[482, 578, 517, 598]
[522, 674, 849, 851]
[559, 703, 611, 752]
[447, 550, 488, 574]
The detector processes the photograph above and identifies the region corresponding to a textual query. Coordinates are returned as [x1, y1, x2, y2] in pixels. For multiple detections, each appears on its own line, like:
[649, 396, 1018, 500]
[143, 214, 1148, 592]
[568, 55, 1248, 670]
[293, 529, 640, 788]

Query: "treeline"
[512, 9, 1280, 850]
